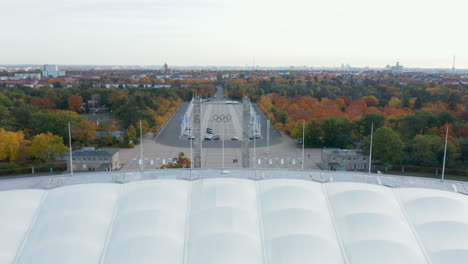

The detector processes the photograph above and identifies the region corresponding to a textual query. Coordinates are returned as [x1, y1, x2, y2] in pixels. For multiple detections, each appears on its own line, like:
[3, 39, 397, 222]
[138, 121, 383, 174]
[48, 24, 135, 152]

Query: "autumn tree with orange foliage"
[68, 94, 83, 112]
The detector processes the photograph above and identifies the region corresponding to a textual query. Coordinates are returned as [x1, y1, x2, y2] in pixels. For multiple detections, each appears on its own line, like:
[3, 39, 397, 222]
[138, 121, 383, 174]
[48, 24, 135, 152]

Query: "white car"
[231, 136, 239, 141]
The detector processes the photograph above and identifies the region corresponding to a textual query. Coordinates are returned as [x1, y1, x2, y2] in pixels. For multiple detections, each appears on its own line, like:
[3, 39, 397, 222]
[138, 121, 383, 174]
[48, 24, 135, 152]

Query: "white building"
[14, 73, 41, 79]
[42, 65, 66, 78]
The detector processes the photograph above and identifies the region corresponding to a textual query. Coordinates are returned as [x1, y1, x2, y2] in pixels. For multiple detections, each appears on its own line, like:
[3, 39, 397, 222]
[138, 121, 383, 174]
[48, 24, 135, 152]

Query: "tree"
[68, 94, 83, 112]
[414, 97, 423, 109]
[410, 134, 460, 167]
[28, 132, 68, 163]
[31, 110, 83, 140]
[398, 111, 437, 141]
[321, 116, 352, 148]
[402, 90, 411, 108]
[72, 120, 97, 145]
[355, 113, 385, 138]
[0, 104, 9, 127]
[367, 126, 403, 169]
[125, 125, 137, 144]
[10, 104, 38, 130]
[305, 120, 323, 147]
[30, 97, 55, 110]
[160, 152, 191, 168]
[0, 129, 24, 163]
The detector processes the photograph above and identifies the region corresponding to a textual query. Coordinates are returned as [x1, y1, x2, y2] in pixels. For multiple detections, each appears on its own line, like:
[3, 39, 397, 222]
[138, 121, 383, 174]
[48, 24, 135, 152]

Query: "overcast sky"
[1, 0, 467, 68]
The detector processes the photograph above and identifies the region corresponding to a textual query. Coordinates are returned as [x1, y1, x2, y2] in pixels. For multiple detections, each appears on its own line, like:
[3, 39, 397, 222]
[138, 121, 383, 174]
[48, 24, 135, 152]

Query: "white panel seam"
[12, 190, 49, 264]
[98, 184, 124, 264]
[255, 181, 268, 264]
[391, 188, 433, 264]
[182, 180, 193, 264]
[321, 183, 350, 264]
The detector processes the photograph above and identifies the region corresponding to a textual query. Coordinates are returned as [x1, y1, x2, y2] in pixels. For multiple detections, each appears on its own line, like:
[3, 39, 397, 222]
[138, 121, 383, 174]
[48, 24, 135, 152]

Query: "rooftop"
[71, 149, 118, 157]
[322, 148, 365, 156]
[1, 169, 467, 264]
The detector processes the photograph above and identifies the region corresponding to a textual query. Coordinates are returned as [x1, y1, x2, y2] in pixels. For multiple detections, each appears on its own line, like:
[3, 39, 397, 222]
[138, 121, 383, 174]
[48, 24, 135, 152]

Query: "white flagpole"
[266, 120, 270, 154]
[68, 122, 73, 176]
[222, 119, 225, 169]
[368, 122, 374, 175]
[190, 119, 193, 169]
[302, 120, 305, 170]
[253, 115, 256, 169]
[441, 124, 449, 182]
[140, 120, 144, 171]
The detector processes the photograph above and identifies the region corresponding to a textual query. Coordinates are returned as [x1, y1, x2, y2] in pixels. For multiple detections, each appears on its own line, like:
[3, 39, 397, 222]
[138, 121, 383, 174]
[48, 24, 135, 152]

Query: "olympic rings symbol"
[212, 114, 232, 123]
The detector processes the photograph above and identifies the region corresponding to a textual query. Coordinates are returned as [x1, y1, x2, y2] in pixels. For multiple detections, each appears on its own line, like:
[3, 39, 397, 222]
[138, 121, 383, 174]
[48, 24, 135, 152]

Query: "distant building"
[42, 65, 66, 78]
[163, 62, 169, 73]
[390, 61, 404, 73]
[14, 73, 41, 80]
[321, 148, 368, 171]
[67, 148, 120, 172]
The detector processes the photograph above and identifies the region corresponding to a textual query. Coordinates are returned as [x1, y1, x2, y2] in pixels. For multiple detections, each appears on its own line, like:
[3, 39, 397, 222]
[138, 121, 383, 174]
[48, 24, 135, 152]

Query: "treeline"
[0, 83, 216, 169]
[224, 75, 467, 170]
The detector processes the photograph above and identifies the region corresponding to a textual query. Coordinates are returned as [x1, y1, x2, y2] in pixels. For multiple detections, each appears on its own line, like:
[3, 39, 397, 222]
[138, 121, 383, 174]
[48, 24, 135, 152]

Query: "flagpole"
[266, 120, 270, 154]
[368, 122, 373, 175]
[68, 122, 73, 176]
[140, 120, 144, 171]
[441, 124, 449, 182]
[190, 118, 193, 169]
[253, 121, 256, 170]
[222, 103, 225, 169]
[302, 120, 305, 170]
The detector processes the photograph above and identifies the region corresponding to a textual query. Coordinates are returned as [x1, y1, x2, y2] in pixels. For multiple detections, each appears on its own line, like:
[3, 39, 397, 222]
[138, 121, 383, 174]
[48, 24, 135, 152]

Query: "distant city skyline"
[1, 0, 467, 68]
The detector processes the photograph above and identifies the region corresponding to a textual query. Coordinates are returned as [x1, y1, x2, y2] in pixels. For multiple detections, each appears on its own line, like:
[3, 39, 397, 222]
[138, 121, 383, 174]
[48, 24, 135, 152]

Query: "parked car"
[231, 136, 239, 140]
[212, 135, 220, 140]
[204, 134, 213, 140]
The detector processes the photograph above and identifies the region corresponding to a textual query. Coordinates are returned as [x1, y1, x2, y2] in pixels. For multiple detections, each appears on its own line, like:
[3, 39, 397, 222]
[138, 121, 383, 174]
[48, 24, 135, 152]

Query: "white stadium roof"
[1, 169, 468, 264]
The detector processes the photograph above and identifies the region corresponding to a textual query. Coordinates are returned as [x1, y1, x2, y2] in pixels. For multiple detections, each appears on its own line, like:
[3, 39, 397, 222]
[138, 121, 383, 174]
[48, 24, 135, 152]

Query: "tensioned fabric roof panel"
[1, 173, 468, 264]
[397, 188, 468, 264]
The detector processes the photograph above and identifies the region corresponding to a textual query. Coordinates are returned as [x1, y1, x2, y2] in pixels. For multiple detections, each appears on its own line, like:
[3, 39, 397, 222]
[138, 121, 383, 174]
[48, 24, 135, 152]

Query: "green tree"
[28, 132, 68, 164]
[305, 120, 323, 147]
[125, 125, 137, 144]
[321, 116, 352, 148]
[31, 110, 83, 140]
[367, 126, 403, 169]
[398, 110, 437, 141]
[0, 104, 9, 127]
[410, 134, 460, 167]
[10, 105, 39, 130]
[402, 90, 411, 108]
[414, 97, 423, 109]
[355, 113, 385, 139]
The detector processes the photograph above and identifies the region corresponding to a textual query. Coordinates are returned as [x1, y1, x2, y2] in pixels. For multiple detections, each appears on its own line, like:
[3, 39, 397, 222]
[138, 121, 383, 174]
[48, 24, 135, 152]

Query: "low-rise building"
[321, 148, 368, 171]
[67, 148, 120, 172]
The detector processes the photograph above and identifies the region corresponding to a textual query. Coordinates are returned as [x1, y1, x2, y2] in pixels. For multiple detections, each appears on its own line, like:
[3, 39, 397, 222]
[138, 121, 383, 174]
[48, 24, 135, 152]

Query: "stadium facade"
[1, 169, 468, 264]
